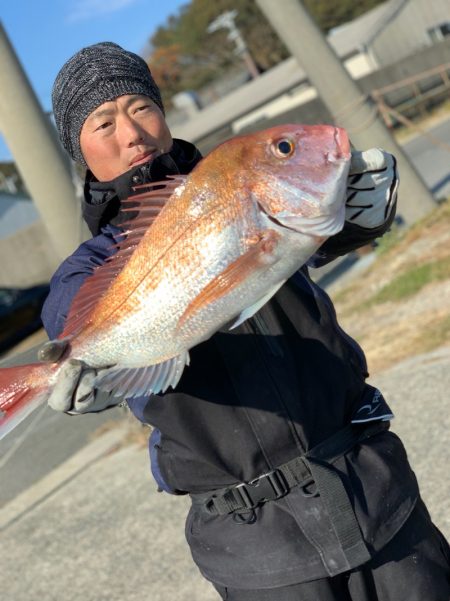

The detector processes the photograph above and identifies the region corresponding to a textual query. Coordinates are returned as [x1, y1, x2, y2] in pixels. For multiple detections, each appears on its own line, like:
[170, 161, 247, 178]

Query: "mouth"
[257, 200, 346, 238]
[129, 150, 158, 168]
[257, 201, 303, 234]
[323, 129, 351, 165]
[333, 127, 351, 159]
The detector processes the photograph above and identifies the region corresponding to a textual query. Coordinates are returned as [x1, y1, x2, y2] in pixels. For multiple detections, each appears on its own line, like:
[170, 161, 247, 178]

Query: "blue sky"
[0, 0, 188, 161]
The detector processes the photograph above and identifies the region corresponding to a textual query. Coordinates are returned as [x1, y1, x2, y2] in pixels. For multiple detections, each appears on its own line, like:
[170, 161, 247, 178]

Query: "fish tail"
[0, 362, 58, 441]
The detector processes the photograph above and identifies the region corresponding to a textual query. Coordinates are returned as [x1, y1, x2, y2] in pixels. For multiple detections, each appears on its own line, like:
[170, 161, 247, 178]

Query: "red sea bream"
[0, 124, 351, 438]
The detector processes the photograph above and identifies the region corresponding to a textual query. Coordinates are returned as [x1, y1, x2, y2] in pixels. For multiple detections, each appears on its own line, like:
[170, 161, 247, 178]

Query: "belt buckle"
[236, 469, 289, 509]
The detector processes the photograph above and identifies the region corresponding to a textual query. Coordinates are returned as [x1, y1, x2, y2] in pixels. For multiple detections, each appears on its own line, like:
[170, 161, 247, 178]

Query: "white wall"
[372, 0, 450, 64]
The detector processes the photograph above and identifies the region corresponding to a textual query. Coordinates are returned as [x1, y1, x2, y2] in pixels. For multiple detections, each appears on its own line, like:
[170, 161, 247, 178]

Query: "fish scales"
[74, 153, 263, 366]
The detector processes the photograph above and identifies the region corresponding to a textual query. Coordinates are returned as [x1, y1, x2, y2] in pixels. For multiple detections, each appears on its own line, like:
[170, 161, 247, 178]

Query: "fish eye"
[271, 138, 295, 158]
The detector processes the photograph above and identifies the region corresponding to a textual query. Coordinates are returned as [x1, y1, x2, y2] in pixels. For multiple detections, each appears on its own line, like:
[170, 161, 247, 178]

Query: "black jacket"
[42, 138, 418, 588]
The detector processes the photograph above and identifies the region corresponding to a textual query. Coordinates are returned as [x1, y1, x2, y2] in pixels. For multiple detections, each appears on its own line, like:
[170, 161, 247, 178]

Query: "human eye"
[94, 121, 112, 132]
[132, 97, 155, 113]
[134, 104, 151, 114]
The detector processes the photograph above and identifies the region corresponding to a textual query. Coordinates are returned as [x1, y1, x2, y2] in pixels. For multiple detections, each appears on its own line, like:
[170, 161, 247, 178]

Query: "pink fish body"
[0, 124, 350, 438]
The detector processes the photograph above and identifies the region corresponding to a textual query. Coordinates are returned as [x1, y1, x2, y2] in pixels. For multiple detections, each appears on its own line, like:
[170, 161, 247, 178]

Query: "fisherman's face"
[80, 94, 173, 181]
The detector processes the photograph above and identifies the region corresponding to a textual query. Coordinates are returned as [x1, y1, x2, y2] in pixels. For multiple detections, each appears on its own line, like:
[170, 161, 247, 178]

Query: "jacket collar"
[82, 138, 202, 236]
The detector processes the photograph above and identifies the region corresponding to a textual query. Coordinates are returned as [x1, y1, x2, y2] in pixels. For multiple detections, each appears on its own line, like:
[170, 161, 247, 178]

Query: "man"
[43, 42, 450, 600]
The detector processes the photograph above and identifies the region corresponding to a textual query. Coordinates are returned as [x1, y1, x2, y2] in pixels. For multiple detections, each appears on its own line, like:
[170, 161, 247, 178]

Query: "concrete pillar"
[0, 22, 81, 260]
[256, 0, 437, 224]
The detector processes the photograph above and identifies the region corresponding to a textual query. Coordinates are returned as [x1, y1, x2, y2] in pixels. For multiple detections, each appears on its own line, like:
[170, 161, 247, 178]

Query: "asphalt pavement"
[0, 344, 125, 507]
[401, 116, 450, 201]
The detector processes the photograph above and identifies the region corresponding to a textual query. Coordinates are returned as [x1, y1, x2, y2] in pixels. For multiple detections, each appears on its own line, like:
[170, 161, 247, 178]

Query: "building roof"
[327, 0, 408, 58]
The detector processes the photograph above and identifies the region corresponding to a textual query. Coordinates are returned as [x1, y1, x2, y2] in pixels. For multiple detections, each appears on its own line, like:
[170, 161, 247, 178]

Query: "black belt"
[199, 451, 314, 516]
[195, 420, 388, 516]
[192, 420, 389, 569]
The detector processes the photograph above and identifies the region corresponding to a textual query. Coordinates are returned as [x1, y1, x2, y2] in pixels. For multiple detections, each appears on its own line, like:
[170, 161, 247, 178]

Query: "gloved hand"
[47, 359, 121, 414]
[345, 148, 399, 229]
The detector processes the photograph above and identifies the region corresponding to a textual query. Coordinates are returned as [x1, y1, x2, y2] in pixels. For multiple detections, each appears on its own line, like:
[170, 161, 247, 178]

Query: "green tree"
[303, 0, 387, 32]
[148, 0, 289, 105]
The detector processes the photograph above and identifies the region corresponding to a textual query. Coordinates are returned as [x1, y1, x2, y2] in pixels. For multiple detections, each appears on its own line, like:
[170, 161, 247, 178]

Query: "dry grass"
[332, 201, 450, 374]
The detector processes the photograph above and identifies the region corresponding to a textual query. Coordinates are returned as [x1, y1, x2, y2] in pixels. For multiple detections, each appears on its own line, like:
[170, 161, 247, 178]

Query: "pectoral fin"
[229, 281, 286, 329]
[94, 351, 190, 398]
[177, 231, 280, 330]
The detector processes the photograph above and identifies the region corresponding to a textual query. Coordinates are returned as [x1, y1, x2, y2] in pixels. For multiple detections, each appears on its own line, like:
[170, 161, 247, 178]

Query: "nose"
[119, 115, 146, 147]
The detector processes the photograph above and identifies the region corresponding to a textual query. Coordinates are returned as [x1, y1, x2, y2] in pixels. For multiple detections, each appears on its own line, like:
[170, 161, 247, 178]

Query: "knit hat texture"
[52, 42, 164, 165]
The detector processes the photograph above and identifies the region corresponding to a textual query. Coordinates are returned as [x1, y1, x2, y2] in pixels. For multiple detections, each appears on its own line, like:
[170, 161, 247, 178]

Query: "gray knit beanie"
[52, 42, 164, 165]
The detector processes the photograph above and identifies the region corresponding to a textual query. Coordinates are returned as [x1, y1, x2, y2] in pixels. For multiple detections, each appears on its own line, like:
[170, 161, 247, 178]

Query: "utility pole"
[0, 21, 82, 260]
[255, 0, 436, 224]
[208, 10, 260, 80]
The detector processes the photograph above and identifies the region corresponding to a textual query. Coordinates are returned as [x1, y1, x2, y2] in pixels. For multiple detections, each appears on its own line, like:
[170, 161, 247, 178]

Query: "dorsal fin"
[59, 175, 187, 339]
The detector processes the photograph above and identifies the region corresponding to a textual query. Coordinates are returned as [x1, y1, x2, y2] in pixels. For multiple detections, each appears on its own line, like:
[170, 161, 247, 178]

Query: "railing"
[371, 62, 450, 128]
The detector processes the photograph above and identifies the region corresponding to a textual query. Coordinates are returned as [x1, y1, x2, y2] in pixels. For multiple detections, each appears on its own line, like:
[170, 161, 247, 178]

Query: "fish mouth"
[333, 127, 351, 159]
[258, 201, 345, 238]
[323, 128, 351, 163]
[257, 201, 300, 234]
